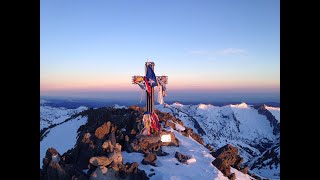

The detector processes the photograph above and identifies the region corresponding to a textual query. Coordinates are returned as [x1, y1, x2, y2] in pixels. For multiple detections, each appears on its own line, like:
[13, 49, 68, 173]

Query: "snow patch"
[114, 104, 127, 109]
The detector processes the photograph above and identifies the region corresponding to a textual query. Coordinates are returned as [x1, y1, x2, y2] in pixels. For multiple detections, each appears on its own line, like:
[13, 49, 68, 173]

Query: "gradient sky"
[40, 0, 280, 102]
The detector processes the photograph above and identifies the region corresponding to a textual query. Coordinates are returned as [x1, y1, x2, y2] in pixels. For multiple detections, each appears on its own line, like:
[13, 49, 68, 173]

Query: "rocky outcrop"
[181, 127, 205, 145]
[212, 144, 248, 178]
[42, 148, 86, 180]
[256, 105, 280, 135]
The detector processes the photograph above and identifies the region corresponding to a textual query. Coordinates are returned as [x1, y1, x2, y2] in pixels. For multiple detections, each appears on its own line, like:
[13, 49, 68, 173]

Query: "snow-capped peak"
[172, 102, 184, 107]
[198, 103, 209, 109]
[231, 102, 249, 109]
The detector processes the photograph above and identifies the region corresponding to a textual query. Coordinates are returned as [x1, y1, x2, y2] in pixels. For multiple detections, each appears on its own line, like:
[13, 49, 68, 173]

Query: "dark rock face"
[42, 147, 86, 180]
[212, 158, 231, 177]
[205, 144, 214, 152]
[250, 141, 280, 171]
[175, 151, 192, 164]
[256, 105, 280, 135]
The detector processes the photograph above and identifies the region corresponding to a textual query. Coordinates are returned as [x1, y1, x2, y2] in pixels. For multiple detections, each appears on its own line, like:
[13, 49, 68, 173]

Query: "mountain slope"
[40, 115, 88, 168]
[40, 102, 87, 130]
[155, 102, 280, 180]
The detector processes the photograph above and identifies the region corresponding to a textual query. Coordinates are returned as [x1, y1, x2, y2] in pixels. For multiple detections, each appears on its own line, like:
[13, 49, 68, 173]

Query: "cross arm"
[132, 75, 168, 84]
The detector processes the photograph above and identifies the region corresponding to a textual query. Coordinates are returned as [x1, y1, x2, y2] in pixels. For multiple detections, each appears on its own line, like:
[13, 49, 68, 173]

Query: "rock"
[164, 120, 176, 129]
[190, 133, 204, 145]
[176, 119, 184, 126]
[89, 166, 118, 180]
[148, 172, 156, 177]
[46, 161, 70, 180]
[42, 148, 70, 180]
[234, 157, 243, 169]
[75, 133, 98, 169]
[212, 158, 231, 177]
[240, 166, 249, 174]
[228, 173, 236, 180]
[212, 144, 242, 167]
[211, 144, 245, 177]
[108, 143, 123, 170]
[160, 131, 179, 147]
[181, 128, 193, 137]
[142, 153, 157, 166]
[175, 151, 192, 164]
[126, 162, 139, 173]
[205, 144, 214, 152]
[102, 140, 114, 153]
[94, 121, 111, 140]
[63, 164, 87, 180]
[89, 156, 113, 167]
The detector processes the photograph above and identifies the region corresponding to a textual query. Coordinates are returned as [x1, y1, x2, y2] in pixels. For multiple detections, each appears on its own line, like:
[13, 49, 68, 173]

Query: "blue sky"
[40, 0, 280, 103]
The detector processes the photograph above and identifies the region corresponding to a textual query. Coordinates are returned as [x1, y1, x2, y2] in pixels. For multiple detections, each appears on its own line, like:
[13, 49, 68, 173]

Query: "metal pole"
[145, 62, 155, 113]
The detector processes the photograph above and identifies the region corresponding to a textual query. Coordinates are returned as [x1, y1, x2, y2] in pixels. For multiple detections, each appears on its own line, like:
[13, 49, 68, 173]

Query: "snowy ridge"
[155, 102, 280, 180]
[40, 104, 88, 130]
[113, 104, 127, 109]
[264, 105, 280, 122]
[123, 127, 253, 180]
[40, 116, 88, 168]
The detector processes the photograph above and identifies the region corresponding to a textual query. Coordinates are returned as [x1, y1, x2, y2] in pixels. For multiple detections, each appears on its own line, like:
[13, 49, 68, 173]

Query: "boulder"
[94, 121, 111, 140]
[89, 156, 113, 167]
[141, 153, 157, 166]
[175, 151, 192, 164]
[160, 131, 179, 147]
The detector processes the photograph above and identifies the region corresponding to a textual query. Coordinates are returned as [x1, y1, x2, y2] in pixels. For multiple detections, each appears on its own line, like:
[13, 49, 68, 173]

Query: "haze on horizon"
[40, 0, 280, 103]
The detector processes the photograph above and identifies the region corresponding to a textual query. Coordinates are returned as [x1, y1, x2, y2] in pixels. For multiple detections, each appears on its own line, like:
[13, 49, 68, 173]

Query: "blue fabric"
[146, 65, 158, 87]
[144, 111, 150, 115]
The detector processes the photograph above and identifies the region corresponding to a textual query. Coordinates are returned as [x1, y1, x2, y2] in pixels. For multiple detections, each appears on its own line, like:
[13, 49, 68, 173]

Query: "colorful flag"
[146, 64, 158, 87]
[144, 76, 151, 94]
